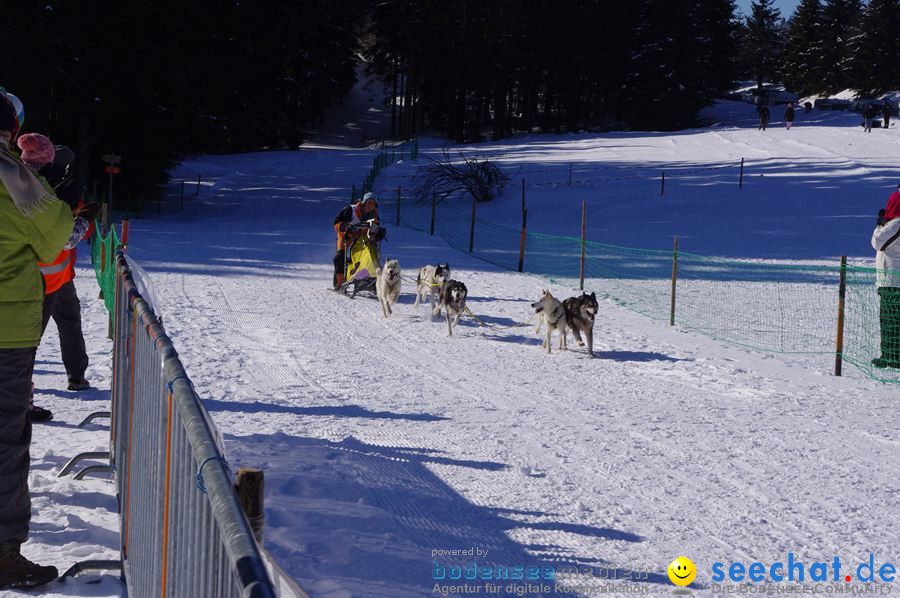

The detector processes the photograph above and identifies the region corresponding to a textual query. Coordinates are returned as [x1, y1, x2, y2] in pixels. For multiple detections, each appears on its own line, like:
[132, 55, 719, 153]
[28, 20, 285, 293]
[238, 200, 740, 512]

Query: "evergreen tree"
[821, 0, 863, 92]
[781, 0, 825, 95]
[848, 0, 900, 96]
[742, 0, 785, 89]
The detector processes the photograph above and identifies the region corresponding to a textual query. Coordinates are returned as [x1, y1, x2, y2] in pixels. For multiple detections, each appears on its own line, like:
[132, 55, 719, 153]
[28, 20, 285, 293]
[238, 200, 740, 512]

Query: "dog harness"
[547, 304, 565, 325]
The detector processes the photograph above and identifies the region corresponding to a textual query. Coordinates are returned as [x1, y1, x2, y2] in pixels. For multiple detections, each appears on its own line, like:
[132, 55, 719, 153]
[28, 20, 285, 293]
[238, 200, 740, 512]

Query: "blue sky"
[735, 0, 801, 18]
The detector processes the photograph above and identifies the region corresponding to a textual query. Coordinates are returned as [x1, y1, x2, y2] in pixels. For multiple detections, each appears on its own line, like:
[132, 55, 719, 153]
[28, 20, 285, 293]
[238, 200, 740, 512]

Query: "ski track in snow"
[20, 101, 900, 597]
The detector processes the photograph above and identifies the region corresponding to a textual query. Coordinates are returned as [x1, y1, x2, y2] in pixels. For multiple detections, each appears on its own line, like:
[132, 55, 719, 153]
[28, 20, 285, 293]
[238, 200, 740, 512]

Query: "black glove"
[877, 208, 886, 226]
[373, 227, 386, 242]
[339, 222, 350, 232]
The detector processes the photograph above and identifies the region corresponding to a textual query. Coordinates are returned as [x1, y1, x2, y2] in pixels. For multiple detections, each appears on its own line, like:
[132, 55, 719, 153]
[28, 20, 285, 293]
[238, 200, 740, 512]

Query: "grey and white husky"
[375, 259, 402, 317]
[415, 263, 450, 311]
[434, 279, 467, 337]
[531, 290, 567, 353]
[562, 292, 598, 356]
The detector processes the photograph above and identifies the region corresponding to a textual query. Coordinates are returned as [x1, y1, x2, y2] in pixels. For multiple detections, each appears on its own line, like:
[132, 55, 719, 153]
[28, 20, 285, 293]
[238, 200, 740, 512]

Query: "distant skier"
[863, 104, 875, 132]
[883, 102, 893, 129]
[784, 102, 795, 130]
[757, 105, 770, 131]
[871, 184, 900, 369]
[803, 101, 812, 114]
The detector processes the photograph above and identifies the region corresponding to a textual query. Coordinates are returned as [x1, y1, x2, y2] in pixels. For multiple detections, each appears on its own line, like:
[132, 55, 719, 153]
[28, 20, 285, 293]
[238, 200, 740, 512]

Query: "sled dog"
[375, 259, 402, 317]
[562, 292, 598, 356]
[434, 279, 467, 336]
[532, 290, 567, 353]
[415, 263, 450, 311]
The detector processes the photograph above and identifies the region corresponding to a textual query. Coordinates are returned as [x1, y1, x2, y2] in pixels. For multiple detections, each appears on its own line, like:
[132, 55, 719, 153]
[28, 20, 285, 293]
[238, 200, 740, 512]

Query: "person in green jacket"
[0, 92, 73, 590]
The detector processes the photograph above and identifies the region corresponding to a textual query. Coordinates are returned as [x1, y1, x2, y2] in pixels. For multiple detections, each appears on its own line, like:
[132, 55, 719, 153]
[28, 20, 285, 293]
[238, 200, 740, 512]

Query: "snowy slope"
[20, 105, 899, 597]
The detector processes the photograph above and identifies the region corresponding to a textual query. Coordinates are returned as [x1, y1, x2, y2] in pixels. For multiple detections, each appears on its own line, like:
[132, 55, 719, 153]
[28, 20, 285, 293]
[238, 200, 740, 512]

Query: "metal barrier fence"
[108, 249, 280, 597]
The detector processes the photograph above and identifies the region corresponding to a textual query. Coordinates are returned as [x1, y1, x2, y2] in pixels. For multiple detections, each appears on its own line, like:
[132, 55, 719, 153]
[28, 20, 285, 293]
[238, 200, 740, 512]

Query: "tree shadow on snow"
[224, 433, 677, 597]
[202, 398, 448, 422]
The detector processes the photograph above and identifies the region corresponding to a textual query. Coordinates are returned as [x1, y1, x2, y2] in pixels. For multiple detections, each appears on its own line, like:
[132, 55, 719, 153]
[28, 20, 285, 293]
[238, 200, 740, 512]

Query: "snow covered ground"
[20, 100, 899, 597]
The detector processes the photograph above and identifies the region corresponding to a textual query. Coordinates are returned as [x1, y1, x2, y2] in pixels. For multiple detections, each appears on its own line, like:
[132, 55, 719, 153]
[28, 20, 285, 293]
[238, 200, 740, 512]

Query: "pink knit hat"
[17, 133, 55, 169]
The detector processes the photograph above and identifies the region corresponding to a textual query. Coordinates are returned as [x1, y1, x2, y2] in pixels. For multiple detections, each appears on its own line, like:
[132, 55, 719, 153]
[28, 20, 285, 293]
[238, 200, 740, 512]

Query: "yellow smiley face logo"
[668, 556, 697, 586]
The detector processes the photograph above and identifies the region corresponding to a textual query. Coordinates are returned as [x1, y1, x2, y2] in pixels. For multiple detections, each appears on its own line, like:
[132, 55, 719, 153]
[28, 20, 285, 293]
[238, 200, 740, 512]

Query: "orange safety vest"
[39, 248, 76, 295]
[38, 199, 93, 295]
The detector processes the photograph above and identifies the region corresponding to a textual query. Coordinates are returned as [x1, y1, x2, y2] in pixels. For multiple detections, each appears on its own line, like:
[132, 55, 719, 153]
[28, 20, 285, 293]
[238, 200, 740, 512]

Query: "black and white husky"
[434, 279, 467, 336]
[562, 292, 598, 356]
[532, 290, 567, 353]
[375, 259, 402, 317]
[415, 263, 450, 311]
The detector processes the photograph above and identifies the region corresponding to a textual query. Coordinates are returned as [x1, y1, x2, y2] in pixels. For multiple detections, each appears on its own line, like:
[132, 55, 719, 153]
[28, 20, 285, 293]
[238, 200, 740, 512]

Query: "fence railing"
[380, 191, 900, 384]
[109, 249, 281, 597]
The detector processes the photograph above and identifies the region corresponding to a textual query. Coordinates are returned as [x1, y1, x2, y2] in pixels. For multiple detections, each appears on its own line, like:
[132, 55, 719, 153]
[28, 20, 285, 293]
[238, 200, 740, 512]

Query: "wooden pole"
[579, 200, 586, 290]
[739, 157, 744, 189]
[180, 181, 185, 208]
[396, 186, 401, 226]
[101, 203, 108, 230]
[670, 236, 679, 326]
[121, 219, 130, 248]
[521, 177, 525, 213]
[430, 191, 436, 236]
[235, 467, 265, 543]
[834, 255, 847, 376]
[518, 207, 527, 273]
[468, 196, 476, 253]
[661, 171, 666, 196]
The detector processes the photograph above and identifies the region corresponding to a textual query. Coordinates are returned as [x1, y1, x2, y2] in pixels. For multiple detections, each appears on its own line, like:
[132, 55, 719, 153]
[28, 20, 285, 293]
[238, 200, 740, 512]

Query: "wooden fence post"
[518, 207, 527, 273]
[579, 200, 586, 290]
[834, 255, 847, 376]
[661, 171, 666, 196]
[196, 174, 201, 197]
[430, 191, 436, 236]
[739, 157, 744, 189]
[235, 467, 265, 543]
[468, 196, 477, 253]
[180, 181, 185, 208]
[670, 236, 679, 326]
[121, 219, 130, 248]
[521, 177, 525, 213]
[396, 186, 401, 226]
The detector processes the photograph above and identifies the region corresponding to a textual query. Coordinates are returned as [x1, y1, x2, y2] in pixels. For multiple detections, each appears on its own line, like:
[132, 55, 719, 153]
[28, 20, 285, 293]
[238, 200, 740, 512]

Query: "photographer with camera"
[871, 184, 900, 369]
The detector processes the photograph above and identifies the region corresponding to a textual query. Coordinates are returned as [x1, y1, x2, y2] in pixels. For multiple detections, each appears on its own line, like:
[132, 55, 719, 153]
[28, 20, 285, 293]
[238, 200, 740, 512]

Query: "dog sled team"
[332, 192, 600, 353]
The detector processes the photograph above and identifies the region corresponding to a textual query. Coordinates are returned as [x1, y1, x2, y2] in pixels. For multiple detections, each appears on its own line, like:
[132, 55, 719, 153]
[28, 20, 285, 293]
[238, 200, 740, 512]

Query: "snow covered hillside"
[22, 102, 899, 597]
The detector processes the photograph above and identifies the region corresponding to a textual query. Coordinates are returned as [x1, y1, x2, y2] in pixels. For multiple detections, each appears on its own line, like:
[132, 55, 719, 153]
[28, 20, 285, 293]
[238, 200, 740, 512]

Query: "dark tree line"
[0, 1, 366, 196]
[2, 1, 895, 195]
[742, 0, 899, 97]
[366, 0, 741, 142]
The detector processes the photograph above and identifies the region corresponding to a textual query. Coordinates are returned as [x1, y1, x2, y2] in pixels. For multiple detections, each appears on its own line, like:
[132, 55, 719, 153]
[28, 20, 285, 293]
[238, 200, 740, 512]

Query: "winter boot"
[27, 382, 52, 422]
[67, 377, 90, 391]
[333, 272, 345, 290]
[0, 543, 59, 589]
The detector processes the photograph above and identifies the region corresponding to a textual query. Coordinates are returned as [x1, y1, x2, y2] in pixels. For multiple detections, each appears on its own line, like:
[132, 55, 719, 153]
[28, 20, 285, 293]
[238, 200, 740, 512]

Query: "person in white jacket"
[871, 188, 900, 369]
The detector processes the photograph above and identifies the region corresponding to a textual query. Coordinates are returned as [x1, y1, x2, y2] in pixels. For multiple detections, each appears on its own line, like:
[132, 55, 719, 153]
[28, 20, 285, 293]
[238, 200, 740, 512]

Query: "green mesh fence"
[91, 222, 120, 319]
[381, 192, 900, 384]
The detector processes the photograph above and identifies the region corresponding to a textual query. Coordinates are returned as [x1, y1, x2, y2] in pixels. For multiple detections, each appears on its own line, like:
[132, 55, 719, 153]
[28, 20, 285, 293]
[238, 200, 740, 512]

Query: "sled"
[337, 224, 383, 298]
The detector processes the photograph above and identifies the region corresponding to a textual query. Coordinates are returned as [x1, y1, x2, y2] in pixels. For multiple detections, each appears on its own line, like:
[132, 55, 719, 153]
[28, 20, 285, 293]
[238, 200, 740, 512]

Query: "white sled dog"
[531, 290, 567, 353]
[434, 279, 468, 337]
[414, 263, 450, 311]
[375, 259, 402, 317]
